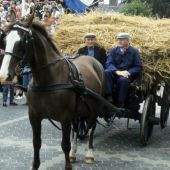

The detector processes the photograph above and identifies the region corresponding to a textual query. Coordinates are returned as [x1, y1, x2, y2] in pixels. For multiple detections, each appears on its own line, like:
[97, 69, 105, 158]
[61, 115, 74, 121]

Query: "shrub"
[121, 0, 152, 17]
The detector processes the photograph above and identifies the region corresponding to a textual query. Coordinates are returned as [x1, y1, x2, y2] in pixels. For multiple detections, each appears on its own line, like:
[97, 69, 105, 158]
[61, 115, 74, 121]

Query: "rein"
[32, 58, 63, 73]
[5, 52, 22, 60]
[22, 58, 64, 75]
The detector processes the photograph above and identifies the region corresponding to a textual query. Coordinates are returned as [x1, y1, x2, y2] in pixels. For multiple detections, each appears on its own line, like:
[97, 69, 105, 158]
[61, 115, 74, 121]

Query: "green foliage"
[123, 0, 170, 18]
[121, 0, 152, 17]
[145, 0, 170, 18]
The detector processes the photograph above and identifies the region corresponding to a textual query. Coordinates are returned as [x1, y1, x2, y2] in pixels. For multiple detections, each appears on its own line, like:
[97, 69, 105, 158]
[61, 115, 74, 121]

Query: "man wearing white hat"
[105, 32, 142, 107]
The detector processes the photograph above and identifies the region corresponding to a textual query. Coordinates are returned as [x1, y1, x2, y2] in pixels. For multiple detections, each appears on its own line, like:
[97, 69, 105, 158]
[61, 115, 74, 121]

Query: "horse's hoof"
[31, 166, 38, 170]
[32, 161, 40, 170]
[70, 156, 76, 163]
[85, 157, 94, 164]
[65, 165, 72, 170]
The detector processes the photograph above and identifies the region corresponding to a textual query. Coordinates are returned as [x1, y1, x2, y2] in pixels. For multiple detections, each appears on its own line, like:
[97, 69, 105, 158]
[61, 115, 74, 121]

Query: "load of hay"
[54, 12, 170, 85]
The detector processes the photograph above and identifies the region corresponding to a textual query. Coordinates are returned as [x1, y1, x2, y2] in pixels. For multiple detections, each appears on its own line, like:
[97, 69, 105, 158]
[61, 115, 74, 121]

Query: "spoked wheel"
[160, 86, 170, 128]
[77, 118, 89, 140]
[140, 94, 156, 146]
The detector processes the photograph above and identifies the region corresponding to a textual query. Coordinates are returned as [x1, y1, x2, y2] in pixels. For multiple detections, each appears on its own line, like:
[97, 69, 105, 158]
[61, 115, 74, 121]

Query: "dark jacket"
[78, 46, 107, 68]
[105, 46, 142, 76]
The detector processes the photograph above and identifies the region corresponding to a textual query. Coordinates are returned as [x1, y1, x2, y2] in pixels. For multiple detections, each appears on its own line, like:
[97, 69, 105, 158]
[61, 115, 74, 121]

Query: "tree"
[145, 0, 170, 18]
[124, 0, 170, 18]
[121, 0, 152, 17]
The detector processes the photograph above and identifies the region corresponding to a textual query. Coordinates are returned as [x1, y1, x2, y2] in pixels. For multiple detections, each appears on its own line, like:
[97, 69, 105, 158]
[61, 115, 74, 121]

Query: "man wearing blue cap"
[105, 32, 142, 107]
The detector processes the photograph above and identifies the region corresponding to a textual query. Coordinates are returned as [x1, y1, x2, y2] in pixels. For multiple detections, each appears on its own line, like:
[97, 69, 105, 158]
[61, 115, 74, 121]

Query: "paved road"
[0, 95, 170, 170]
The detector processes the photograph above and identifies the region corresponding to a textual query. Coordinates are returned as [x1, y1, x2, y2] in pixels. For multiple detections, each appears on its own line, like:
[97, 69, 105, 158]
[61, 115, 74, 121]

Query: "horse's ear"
[21, 13, 35, 27]
[6, 9, 16, 23]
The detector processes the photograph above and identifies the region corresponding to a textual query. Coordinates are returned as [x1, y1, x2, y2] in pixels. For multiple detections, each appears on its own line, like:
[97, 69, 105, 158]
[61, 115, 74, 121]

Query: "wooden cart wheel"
[140, 94, 156, 146]
[77, 119, 89, 140]
[160, 86, 170, 128]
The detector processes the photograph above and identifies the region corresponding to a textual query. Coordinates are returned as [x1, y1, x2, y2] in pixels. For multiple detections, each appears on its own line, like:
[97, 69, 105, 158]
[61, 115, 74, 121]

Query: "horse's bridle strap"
[4, 52, 22, 59]
[31, 58, 64, 74]
[13, 25, 32, 34]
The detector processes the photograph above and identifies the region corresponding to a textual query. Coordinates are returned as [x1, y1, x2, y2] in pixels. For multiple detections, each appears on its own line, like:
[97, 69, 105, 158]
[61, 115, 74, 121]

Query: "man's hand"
[115, 71, 122, 76]
[115, 70, 130, 78]
[122, 71, 130, 78]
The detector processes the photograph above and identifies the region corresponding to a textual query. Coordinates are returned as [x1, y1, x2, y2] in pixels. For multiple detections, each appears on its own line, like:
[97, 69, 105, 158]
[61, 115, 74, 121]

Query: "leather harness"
[4, 24, 85, 94]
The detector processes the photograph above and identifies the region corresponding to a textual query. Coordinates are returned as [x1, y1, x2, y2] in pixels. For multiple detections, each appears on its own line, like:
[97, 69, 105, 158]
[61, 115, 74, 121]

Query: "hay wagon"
[54, 12, 170, 145]
[76, 73, 170, 146]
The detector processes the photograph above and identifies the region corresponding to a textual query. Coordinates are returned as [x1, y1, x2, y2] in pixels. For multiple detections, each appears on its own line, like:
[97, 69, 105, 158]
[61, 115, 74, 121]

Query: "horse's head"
[0, 14, 34, 82]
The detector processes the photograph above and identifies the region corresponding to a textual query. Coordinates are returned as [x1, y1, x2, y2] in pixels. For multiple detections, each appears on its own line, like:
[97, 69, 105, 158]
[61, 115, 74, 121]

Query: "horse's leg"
[30, 115, 42, 170]
[69, 129, 77, 163]
[61, 122, 72, 170]
[85, 122, 96, 164]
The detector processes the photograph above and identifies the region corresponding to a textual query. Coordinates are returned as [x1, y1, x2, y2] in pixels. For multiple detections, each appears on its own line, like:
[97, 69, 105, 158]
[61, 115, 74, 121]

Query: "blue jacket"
[105, 46, 142, 75]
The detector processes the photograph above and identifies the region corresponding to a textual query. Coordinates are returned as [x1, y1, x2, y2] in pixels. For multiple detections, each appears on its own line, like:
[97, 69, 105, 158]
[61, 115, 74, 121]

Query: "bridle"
[4, 24, 64, 75]
[3, 24, 34, 76]
[4, 24, 33, 65]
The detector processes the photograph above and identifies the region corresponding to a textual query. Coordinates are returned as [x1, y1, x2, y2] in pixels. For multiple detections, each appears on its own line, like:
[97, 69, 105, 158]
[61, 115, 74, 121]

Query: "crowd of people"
[0, 0, 66, 32]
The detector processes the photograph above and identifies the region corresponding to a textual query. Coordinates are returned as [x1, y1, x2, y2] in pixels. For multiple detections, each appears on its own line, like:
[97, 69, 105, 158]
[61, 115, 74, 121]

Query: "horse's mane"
[4, 23, 15, 32]
[5, 21, 61, 56]
[31, 22, 61, 55]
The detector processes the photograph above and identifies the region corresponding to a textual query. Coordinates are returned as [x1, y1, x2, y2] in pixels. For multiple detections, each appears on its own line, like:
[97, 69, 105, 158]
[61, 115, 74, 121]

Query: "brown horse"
[0, 15, 104, 170]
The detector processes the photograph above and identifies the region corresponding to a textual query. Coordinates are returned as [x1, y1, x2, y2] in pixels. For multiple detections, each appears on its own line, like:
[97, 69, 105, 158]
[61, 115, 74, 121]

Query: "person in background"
[0, 49, 4, 93]
[51, 6, 61, 31]
[0, 6, 5, 18]
[77, 33, 107, 68]
[57, 4, 65, 15]
[9, 1, 16, 12]
[2, 1, 9, 12]
[43, 11, 53, 28]
[22, 66, 32, 105]
[2, 77, 18, 107]
[16, 3, 21, 19]
[43, 0, 52, 12]
[34, 0, 42, 19]
[0, 49, 17, 107]
[105, 32, 142, 107]
[42, 7, 49, 20]
[25, 0, 35, 15]
[30, 2, 35, 14]
[51, 6, 60, 19]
